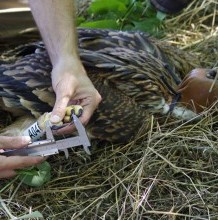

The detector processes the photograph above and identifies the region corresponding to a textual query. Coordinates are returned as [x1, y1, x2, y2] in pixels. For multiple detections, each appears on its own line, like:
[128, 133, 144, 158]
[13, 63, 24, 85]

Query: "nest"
[0, 0, 218, 219]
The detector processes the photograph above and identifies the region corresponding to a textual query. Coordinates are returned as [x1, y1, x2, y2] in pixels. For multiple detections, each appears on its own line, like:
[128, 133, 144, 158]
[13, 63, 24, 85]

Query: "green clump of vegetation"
[17, 161, 51, 187]
[78, 0, 166, 37]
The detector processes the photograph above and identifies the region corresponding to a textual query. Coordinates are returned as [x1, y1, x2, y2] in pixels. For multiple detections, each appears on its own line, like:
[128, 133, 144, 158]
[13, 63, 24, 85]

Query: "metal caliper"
[1, 114, 91, 158]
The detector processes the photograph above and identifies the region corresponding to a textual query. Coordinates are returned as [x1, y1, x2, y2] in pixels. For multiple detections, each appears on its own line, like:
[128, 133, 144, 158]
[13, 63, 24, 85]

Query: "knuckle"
[97, 93, 102, 103]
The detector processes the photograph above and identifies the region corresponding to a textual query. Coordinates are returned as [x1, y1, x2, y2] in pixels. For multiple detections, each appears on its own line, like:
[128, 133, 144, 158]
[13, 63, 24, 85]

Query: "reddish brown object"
[178, 68, 218, 113]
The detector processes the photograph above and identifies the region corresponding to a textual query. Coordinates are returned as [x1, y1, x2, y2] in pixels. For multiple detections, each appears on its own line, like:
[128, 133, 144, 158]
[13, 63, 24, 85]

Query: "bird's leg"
[0, 105, 83, 142]
[23, 105, 83, 141]
[0, 116, 36, 137]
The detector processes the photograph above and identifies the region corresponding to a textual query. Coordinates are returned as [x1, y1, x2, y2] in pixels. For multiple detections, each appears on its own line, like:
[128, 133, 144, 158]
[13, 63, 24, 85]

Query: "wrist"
[51, 51, 79, 66]
[54, 53, 80, 65]
[52, 56, 87, 77]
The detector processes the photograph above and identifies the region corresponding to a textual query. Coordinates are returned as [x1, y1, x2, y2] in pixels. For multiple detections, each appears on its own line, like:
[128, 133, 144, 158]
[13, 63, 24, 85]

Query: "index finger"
[0, 136, 31, 149]
[79, 95, 101, 125]
[0, 155, 44, 172]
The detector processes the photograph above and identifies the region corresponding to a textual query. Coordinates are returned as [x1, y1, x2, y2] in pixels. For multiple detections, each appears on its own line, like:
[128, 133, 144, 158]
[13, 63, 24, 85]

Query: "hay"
[1, 0, 218, 219]
[1, 109, 218, 219]
[163, 0, 218, 67]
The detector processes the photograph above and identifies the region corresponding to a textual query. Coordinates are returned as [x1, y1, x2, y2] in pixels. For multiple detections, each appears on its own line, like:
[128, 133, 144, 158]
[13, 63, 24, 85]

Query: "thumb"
[50, 95, 70, 124]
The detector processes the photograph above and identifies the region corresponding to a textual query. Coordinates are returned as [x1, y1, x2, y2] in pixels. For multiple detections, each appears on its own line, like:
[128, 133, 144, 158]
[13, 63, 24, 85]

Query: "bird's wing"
[0, 29, 181, 116]
[0, 47, 54, 118]
[81, 47, 178, 111]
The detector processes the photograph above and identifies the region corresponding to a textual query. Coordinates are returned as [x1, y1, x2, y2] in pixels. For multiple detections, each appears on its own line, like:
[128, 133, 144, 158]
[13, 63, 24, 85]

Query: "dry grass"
[163, 0, 218, 67]
[1, 109, 218, 219]
[1, 0, 218, 219]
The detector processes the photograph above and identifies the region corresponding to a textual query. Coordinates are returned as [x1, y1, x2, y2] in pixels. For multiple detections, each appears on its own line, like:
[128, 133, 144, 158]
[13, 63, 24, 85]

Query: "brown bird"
[0, 28, 216, 143]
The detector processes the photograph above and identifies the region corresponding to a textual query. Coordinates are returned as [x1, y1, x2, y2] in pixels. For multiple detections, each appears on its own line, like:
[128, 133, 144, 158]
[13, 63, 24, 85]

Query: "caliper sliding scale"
[1, 115, 91, 158]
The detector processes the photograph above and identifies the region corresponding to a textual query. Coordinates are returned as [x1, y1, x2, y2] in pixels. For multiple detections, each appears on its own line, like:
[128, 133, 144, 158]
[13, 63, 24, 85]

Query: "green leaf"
[122, 24, 135, 30]
[132, 18, 161, 33]
[18, 211, 44, 219]
[156, 11, 167, 21]
[16, 167, 38, 176]
[18, 161, 51, 187]
[90, 11, 120, 20]
[76, 16, 86, 26]
[88, 0, 127, 16]
[121, 0, 131, 5]
[79, 20, 120, 29]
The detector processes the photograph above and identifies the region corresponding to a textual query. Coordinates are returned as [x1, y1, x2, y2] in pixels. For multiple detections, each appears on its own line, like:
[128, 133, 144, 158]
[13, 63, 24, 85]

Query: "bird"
[0, 28, 216, 143]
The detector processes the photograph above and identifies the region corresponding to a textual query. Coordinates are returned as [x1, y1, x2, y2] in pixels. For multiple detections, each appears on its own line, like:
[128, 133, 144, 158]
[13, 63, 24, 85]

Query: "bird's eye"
[206, 69, 217, 79]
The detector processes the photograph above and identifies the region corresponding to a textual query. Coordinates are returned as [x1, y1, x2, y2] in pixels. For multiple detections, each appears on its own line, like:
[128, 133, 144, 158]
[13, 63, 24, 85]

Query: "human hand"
[0, 136, 44, 179]
[50, 58, 102, 132]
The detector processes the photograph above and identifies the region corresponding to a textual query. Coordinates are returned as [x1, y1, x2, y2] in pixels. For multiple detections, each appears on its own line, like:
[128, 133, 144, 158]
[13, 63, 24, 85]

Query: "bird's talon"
[65, 105, 83, 121]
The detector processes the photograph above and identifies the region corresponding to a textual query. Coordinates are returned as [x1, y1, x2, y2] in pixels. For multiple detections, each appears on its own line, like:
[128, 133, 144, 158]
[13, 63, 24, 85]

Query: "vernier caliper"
[1, 114, 91, 158]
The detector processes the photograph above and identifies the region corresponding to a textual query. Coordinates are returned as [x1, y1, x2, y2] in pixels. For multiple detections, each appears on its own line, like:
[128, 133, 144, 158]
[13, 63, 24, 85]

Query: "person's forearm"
[29, 0, 101, 126]
[29, 0, 79, 66]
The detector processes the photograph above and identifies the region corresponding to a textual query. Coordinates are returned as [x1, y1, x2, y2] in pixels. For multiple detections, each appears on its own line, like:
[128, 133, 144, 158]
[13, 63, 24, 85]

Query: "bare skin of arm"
[29, 0, 101, 129]
[0, 136, 44, 179]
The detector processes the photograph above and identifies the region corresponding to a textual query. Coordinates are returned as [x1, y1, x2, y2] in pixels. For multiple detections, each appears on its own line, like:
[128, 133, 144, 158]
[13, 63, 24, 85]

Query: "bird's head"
[178, 68, 218, 113]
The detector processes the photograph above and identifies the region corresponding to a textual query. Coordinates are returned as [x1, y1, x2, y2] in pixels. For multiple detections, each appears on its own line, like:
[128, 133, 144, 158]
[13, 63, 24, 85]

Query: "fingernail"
[21, 136, 31, 144]
[50, 115, 61, 124]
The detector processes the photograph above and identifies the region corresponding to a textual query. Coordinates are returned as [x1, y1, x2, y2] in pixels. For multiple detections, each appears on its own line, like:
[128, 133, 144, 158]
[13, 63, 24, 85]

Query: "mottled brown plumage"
[0, 28, 203, 142]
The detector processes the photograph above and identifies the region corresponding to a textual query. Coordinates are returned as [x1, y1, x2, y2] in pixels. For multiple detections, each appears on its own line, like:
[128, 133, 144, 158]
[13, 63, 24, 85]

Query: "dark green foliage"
[78, 0, 166, 37]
